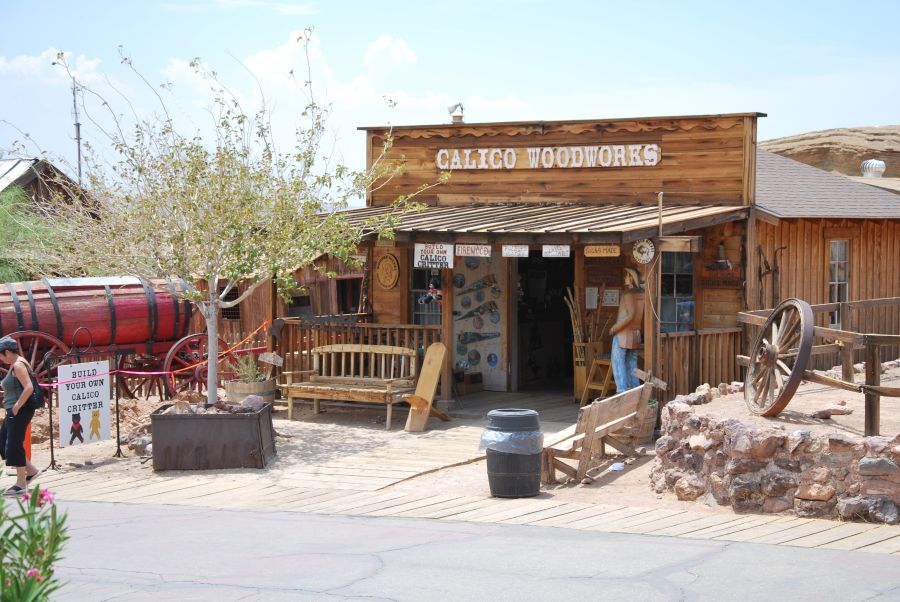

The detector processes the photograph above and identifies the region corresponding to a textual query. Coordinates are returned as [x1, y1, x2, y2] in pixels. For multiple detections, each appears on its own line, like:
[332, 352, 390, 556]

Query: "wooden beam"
[865, 345, 881, 436]
[802, 370, 861, 394]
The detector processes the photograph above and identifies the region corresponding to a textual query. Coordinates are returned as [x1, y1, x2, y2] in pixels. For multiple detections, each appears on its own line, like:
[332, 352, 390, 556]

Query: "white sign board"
[542, 245, 571, 258]
[456, 244, 491, 257]
[57, 360, 111, 448]
[435, 144, 661, 170]
[585, 287, 599, 310]
[603, 289, 620, 307]
[414, 243, 454, 269]
[502, 245, 529, 258]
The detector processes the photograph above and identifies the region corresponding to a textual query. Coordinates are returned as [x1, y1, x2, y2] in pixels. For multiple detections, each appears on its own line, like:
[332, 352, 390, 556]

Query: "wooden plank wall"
[366, 115, 754, 206]
[755, 218, 900, 365]
[659, 328, 743, 400]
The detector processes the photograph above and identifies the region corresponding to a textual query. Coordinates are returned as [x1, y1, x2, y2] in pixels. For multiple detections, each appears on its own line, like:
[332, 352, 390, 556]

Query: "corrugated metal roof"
[0, 158, 39, 193]
[756, 150, 900, 219]
[338, 203, 747, 242]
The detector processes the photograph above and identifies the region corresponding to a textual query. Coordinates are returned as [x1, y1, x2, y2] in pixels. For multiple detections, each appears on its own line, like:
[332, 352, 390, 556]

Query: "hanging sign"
[584, 244, 620, 258]
[502, 245, 529, 257]
[414, 243, 454, 269]
[542, 245, 571, 258]
[456, 244, 491, 257]
[435, 144, 661, 170]
[57, 360, 111, 448]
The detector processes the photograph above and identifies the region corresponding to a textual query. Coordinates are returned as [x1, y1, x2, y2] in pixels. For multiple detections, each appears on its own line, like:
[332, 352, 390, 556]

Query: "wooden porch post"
[865, 344, 881, 436]
[441, 267, 453, 400]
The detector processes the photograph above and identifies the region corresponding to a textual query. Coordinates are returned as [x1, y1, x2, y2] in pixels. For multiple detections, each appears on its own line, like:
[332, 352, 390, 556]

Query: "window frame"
[827, 238, 850, 328]
[659, 251, 695, 333]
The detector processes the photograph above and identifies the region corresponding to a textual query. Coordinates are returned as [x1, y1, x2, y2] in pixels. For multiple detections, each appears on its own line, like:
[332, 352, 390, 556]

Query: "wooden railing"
[659, 327, 743, 401]
[280, 319, 441, 377]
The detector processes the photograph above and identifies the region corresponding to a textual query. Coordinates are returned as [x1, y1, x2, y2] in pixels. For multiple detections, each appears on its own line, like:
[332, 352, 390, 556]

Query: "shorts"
[0, 405, 35, 467]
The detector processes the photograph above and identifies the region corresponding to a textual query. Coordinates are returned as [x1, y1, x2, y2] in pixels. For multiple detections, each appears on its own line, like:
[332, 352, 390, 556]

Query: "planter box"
[150, 403, 276, 471]
[224, 378, 277, 404]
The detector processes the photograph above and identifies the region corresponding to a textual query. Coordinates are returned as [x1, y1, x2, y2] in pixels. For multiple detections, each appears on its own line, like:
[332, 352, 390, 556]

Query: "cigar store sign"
[435, 143, 661, 171]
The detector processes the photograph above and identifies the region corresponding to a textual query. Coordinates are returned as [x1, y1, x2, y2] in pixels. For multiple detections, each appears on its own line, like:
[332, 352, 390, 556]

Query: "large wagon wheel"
[744, 298, 815, 416]
[163, 334, 237, 398]
[117, 353, 165, 399]
[0, 331, 71, 386]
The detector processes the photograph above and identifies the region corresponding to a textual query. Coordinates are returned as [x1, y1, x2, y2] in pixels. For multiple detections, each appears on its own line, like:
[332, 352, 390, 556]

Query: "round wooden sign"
[632, 238, 656, 264]
[375, 254, 400, 289]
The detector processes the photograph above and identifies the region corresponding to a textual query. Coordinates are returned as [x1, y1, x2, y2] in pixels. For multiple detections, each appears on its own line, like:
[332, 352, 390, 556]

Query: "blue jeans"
[611, 337, 639, 393]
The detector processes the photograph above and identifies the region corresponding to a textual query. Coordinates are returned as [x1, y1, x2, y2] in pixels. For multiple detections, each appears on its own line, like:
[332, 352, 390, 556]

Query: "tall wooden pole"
[865, 344, 881, 436]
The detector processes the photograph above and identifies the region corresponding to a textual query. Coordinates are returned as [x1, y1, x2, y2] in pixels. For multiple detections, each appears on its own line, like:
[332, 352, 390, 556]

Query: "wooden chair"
[579, 356, 614, 407]
[543, 383, 652, 484]
[402, 342, 450, 432]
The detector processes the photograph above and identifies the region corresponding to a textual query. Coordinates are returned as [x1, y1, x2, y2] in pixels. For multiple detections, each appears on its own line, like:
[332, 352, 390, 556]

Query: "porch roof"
[339, 203, 748, 244]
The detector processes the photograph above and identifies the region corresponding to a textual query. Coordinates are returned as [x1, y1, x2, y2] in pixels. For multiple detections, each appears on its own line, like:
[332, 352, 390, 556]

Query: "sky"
[1, 0, 898, 182]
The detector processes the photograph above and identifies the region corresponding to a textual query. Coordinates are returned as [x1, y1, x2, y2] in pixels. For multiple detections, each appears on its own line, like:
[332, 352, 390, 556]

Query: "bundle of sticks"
[564, 285, 612, 344]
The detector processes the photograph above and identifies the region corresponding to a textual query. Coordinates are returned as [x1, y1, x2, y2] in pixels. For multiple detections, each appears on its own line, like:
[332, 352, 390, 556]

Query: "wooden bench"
[279, 343, 422, 429]
[542, 383, 652, 484]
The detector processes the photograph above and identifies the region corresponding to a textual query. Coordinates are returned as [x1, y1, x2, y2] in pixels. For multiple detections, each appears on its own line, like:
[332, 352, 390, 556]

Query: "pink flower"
[21, 491, 30, 502]
[4, 577, 11, 588]
[38, 488, 54, 506]
[25, 568, 40, 579]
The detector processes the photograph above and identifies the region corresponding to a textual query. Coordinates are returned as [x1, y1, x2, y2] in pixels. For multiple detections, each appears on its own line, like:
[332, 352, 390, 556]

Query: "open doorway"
[515, 252, 574, 391]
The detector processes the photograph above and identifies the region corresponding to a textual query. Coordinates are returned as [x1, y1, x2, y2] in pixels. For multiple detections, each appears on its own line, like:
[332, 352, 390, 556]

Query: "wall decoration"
[457, 274, 497, 296]
[455, 301, 498, 321]
[375, 254, 400, 289]
[489, 311, 501, 324]
[467, 349, 481, 366]
[458, 332, 500, 344]
[461, 296, 472, 309]
[464, 256, 481, 270]
[456, 342, 468, 356]
[487, 353, 499, 367]
[453, 273, 466, 289]
[475, 290, 485, 302]
[472, 315, 484, 330]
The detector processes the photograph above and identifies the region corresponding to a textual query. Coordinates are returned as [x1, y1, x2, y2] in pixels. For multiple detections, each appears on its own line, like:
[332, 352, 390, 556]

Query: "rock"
[866, 437, 891, 455]
[762, 471, 798, 497]
[164, 401, 192, 415]
[580, 477, 593, 485]
[726, 458, 768, 475]
[728, 381, 744, 394]
[655, 436, 676, 455]
[787, 431, 810, 454]
[729, 474, 762, 500]
[695, 383, 713, 402]
[145, 443, 153, 456]
[688, 435, 718, 452]
[175, 390, 206, 404]
[835, 399, 847, 406]
[796, 483, 836, 501]
[858, 457, 900, 476]
[675, 476, 705, 501]
[240, 395, 267, 412]
[809, 467, 832, 483]
[837, 495, 874, 520]
[795, 499, 835, 518]
[718, 383, 729, 396]
[810, 409, 832, 419]
[635, 446, 647, 455]
[128, 435, 152, 456]
[827, 406, 853, 416]
[762, 496, 794, 514]
[774, 457, 801, 472]
[860, 479, 900, 496]
[708, 473, 729, 504]
[871, 499, 900, 525]
[664, 469, 685, 487]
[828, 433, 863, 453]
[853, 362, 865, 374]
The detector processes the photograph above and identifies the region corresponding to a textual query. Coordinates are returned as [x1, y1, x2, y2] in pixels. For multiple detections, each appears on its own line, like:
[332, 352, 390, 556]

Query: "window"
[829, 240, 850, 327]
[410, 268, 442, 326]
[336, 277, 362, 315]
[286, 293, 312, 319]
[660, 252, 694, 333]
[219, 286, 241, 320]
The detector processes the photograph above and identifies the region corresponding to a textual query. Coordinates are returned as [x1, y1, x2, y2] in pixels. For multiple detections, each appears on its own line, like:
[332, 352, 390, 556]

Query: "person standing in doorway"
[609, 268, 645, 393]
[0, 336, 41, 496]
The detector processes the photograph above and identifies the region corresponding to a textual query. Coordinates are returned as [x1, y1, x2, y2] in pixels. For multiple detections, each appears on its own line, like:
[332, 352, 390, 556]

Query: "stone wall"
[651, 401, 900, 524]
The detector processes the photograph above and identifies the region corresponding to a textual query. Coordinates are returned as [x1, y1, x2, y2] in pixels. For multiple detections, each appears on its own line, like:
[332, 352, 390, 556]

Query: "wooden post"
[440, 267, 453, 401]
[840, 302, 854, 382]
[865, 344, 881, 436]
[267, 277, 278, 354]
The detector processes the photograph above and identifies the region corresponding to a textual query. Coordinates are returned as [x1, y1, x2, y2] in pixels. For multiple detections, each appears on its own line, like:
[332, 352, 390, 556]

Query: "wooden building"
[326, 113, 764, 400]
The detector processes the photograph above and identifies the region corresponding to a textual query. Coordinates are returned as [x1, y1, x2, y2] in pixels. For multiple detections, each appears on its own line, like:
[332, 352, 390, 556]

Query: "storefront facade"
[342, 113, 763, 400]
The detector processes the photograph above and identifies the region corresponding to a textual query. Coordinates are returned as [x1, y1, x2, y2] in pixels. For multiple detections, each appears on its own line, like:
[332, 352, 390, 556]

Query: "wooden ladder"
[579, 357, 613, 407]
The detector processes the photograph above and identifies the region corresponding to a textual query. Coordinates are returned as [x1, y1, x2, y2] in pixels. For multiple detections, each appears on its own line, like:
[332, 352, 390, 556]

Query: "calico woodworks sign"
[435, 143, 661, 170]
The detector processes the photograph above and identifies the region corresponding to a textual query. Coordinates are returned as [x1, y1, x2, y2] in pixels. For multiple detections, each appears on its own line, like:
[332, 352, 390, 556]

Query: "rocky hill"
[761, 126, 900, 178]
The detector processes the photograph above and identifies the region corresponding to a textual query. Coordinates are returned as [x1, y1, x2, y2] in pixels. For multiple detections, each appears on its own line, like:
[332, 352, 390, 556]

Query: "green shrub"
[0, 486, 68, 602]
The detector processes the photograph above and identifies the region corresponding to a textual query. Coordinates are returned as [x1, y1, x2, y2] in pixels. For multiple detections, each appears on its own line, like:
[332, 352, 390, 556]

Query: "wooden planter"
[150, 403, 276, 470]
[224, 378, 277, 403]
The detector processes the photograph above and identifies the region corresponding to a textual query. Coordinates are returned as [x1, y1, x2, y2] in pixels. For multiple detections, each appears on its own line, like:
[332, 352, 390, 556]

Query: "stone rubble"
[651, 401, 900, 524]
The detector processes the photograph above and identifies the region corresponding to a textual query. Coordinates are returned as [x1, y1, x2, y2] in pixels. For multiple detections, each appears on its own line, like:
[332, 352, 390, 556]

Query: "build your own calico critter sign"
[414, 243, 455, 269]
[58, 360, 111, 448]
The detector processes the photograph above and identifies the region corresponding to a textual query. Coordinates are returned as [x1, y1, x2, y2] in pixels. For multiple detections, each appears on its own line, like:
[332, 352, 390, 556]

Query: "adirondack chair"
[542, 383, 652, 484]
[402, 342, 450, 432]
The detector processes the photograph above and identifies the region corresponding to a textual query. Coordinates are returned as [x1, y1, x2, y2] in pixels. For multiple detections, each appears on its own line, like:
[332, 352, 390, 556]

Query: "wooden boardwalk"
[30, 389, 900, 557]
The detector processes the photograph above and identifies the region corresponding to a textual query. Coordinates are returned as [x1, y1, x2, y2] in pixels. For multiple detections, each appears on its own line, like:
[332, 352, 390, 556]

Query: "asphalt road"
[54, 501, 900, 601]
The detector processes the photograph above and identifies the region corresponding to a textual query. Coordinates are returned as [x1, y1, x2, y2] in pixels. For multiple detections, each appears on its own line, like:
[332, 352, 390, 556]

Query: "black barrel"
[483, 408, 543, 498]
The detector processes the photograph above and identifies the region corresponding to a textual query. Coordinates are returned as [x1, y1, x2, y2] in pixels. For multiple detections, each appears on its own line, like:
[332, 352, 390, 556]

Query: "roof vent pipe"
[861, 159, 886, 178]
[448, 103, 464, 124]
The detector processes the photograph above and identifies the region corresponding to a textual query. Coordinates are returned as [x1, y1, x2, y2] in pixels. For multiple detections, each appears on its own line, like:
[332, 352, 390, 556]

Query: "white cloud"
[363, 35, 417, 68]
[0, 48, 103, 86]
[162, 0, 316, 15]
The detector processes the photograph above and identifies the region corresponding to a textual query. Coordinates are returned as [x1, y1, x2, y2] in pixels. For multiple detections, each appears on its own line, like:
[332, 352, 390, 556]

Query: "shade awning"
[339, 202, 748, 244]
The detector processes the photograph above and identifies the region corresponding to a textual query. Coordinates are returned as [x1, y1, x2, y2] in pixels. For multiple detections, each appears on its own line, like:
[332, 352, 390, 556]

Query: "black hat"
[0, 336, 18, 353]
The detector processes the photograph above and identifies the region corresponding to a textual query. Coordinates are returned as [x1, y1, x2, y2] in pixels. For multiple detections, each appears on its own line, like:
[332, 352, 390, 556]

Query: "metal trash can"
[480, 408, 544, 498]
